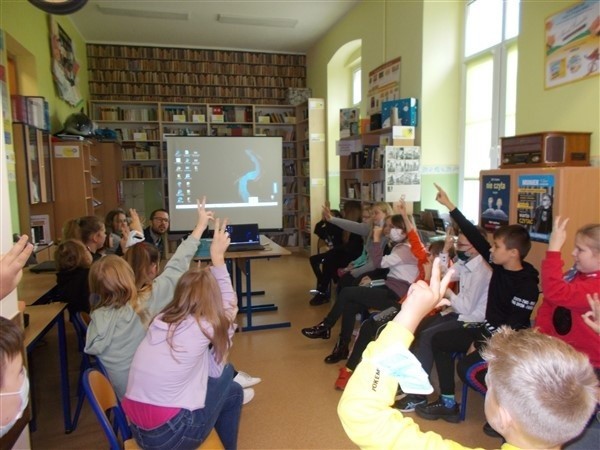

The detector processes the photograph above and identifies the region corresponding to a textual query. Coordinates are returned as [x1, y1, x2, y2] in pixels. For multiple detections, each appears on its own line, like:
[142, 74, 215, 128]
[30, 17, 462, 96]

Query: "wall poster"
[50, 17, 82, 106]
[367, 57, 401, 116]
[517, 174, 555, 243]
[545, 1, 600, 89]
[480, 174, 510, 232]
[384, 145, 421, 202]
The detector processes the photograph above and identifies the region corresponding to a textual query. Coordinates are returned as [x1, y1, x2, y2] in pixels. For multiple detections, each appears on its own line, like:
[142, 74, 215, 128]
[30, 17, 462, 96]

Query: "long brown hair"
[160, 268, 231, 364]
[124, 242, 160, 291]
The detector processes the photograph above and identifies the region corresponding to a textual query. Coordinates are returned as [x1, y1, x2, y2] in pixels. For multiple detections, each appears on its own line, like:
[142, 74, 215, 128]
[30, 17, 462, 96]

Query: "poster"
[367, 57, 401, 116]
[384, 145, 421, 202]
[480, 174, 511, 232]
[50, 17, 82, 106]
[545, 1, 600, 89]
[517, 174, 555, 243]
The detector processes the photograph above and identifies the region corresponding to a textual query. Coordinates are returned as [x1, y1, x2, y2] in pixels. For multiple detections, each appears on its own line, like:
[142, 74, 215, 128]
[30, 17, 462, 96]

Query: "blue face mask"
[456, 250, 471, 262]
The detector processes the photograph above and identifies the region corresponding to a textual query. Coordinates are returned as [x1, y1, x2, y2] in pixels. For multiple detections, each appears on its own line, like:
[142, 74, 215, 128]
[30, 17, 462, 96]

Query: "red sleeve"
[541, 251, 600, 312]
[407, 229, 428, 280]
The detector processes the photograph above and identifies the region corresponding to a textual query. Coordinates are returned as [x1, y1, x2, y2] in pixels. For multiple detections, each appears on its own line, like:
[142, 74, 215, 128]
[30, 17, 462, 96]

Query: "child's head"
[55, 239, 92, 272]
[481, 326, 597, 447]
[161, 268, 231, 364]
[105, 209, 127, 235]
[0, 317, 27, 430]
[77, 216, 106, 248]
[61, 218, 81, 241]
[343, 201, 362, 222]
[491, 225, 531, 264]
[361, 205, 373, 223]
[428, 240, 455, 261]
[88, 255, 137, 311]
[572, 223, 600, 273]
[371, 202, 393, 227]
[387, 214, 408, 243]
[455, 227, 487, 262]
[123, 242, 160, 290]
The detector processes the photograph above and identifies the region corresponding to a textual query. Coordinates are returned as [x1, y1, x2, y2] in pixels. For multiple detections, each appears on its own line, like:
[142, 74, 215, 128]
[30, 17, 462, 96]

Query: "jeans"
[130, 364, 243, 450]
[412, 313, 462, 375]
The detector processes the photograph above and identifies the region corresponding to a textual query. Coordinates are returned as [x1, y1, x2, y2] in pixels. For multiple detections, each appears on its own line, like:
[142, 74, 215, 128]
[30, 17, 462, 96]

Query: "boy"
[338, 261, 598, 450]
[415, 184, 539, 423]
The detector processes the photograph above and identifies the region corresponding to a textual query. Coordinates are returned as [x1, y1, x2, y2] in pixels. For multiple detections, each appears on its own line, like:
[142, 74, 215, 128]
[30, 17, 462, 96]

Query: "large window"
[459, 0, 519, 221]
[352, 67, 362, 106]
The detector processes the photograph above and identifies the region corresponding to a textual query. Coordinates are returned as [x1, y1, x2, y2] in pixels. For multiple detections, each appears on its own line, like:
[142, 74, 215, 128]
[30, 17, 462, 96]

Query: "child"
[0, 317, 29, 438]
[303, 213, 418, 364]
[536, 218, 600, 370]
[338, 261, 598, 450]
[415, 183, 539, 423]
[85, 199, 213, 398]
[72, 216, 106, 262]
[104, 208, 127, 255]
[54, 239, 93, 316]
[122, 219, 243, 450]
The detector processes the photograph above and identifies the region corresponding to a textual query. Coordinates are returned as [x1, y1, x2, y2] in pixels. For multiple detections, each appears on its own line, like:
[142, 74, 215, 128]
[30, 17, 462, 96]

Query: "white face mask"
[389, 228, 406, 242]
[0, 367, 30, 437]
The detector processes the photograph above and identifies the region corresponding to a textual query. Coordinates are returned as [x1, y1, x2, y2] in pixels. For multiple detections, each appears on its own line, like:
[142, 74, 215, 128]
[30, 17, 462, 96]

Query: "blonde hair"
[372, 201, 393, 217]
[88, 255, 149, 325]
[576, 223, 600, 254]
[160, 268, 231, 365]
[482, 327, 597, 447]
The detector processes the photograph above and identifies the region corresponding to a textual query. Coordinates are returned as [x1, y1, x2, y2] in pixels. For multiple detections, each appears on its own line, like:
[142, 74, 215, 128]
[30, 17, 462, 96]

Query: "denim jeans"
[130, 364, 243, 450]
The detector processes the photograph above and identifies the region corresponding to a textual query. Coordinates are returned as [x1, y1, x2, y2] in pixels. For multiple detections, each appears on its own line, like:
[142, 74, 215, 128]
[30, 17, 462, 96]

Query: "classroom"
[1, 1, 599, 449]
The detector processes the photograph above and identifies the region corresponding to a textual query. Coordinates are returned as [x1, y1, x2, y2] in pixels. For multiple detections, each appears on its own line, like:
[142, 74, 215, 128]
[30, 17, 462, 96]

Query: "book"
[339, 107, 360, 138]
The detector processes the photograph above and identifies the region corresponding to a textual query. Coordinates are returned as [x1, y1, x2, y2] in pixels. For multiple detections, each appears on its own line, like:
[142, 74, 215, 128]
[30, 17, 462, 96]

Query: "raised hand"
[373, 224, 384, 242]
[582, 293, 600, 334]
[128, 208, 143, 233]
[0, 235, 34, 299]
[443, 228, 455, 253]
[210, 217, 230, 266]
[434, 183, 455, 211]
[322, 204, 332, 221]
[394, 199, 407, 216]
[548, 216, 569, 252]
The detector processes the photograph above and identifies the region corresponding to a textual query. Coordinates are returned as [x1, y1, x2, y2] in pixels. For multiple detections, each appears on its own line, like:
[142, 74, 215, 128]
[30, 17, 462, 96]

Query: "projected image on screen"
[166, 137, 283, 231]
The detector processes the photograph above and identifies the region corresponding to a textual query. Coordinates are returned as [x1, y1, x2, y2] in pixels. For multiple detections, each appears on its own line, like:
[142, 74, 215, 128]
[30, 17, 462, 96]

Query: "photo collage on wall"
[384, 146, 421, 202]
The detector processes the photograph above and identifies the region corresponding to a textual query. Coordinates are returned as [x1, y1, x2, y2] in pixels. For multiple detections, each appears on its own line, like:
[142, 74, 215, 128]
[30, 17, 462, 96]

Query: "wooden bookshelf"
[87, 44, 306, 104]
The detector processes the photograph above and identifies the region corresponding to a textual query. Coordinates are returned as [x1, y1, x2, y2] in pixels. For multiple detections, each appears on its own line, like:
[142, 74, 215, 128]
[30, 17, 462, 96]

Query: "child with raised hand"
[122, 218, 243, 450]
[85, 198, 214, 398]
[338, 260, 598, 450]
[583, 293, 600, 333]
[536, 218, 600, 369]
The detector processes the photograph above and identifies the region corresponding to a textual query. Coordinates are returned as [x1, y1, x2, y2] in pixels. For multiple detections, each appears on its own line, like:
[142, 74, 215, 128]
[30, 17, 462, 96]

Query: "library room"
[1, 1, 598, 449]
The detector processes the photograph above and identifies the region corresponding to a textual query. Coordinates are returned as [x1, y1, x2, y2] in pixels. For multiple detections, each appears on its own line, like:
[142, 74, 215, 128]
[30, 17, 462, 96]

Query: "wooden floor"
[28, 253, 500, 449]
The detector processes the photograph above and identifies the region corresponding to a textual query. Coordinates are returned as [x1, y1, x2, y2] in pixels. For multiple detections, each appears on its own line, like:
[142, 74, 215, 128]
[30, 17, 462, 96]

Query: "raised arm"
[210, 217, 237, 321]
[0, 235, 33, 299]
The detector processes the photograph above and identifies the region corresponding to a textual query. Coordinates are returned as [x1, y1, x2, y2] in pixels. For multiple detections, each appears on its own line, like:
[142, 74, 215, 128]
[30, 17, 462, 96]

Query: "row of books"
[346, 145, 385, 169]
[87, 44, 307, 67]
[11, 95, 49, 130]
[210, 126, 254, 137]
[89, 64, 305, 78]
[299, 161, 310, 177]
[93, 106, 158, 121]
[298, 142, 310, 158]
[283, 179, 297, 194]
[282, 215, 297, 228]
[283, 196, 297, 212]
[89, 75, 306, 89]
[162, 107, 206, 122]
[121, 144, 160, 160]
[255, 111, 296, 124]
[163, 127, 206, 137]
[91, 94, 290, 105]
[283, 161, 296, 176]
[298, 179, 310, 195]
[343, 180, 385, 202]
[116, 127, 160, 141]
[255, 127, 295, 141]
[89, 83, 295, 100]
[123, 165, 160, 179]
[282, 147, 296, 159]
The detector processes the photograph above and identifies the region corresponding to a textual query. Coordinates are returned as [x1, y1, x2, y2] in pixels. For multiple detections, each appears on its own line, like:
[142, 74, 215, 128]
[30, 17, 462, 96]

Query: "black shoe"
[309, 293, 330, 306]
[301, 322, 331, 339]
[324, 339, 349, 364]
[483, 422, 502, 438]
[394, 394, 427, 412]
[415, 397, 460, 423]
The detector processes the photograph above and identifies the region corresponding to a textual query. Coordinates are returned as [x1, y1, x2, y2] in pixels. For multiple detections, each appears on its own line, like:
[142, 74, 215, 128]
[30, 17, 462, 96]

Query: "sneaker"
[334, 367, 352, 390]
[301, 322, 331, 339]
[415, 397, 460, 423]
[394, 394, 427, 412]
[309, 293, 330, 306]
[242, 387, 255, 405]
[234, 371, 262, 389]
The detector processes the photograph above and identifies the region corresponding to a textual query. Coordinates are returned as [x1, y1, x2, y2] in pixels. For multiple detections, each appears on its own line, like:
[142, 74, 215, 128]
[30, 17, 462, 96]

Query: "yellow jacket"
[337, 321, 518, 450]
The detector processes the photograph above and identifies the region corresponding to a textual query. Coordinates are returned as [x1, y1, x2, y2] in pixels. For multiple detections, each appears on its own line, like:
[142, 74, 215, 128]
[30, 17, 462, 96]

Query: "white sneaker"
[242, 387, 255, 405]
[234, 371, 262, 388]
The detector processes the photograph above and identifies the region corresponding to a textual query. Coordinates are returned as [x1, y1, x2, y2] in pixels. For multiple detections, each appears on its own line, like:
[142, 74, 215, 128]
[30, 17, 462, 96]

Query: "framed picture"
[50, 17, 82, 106]
[26, 127, 42, 204]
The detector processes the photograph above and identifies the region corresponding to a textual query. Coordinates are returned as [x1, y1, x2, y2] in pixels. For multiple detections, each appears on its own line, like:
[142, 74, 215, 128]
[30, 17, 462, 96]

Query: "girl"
[85, 199, 213, 398]
[537, 218, 600, 371]
[302, 212, 419, 363]
[74, 216, 106, 262]
[122, 219, 243, 450]
[104, 208, 128, 255]
[54, 239, 93, 316]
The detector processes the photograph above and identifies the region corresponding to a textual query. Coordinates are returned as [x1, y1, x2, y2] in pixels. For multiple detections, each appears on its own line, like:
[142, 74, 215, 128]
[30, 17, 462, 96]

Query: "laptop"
[433, 217, 447, 235]
[226, 223, 265, 252]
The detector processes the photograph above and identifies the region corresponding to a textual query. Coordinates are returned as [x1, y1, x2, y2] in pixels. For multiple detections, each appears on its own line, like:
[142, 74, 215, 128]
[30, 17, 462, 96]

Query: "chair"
[452, 352, 488, 421]
[84, 369, 225, 450]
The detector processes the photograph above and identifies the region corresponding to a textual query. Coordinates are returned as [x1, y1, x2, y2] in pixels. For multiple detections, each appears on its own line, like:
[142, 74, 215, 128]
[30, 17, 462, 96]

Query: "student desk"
[197, 235, 292, 332]
[18, 267, 58, 306]
[24, 302, 72, 433]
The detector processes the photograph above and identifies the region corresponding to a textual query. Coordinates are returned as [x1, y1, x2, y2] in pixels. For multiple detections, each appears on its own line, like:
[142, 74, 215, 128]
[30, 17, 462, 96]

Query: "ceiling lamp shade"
[28, 0, 88, 15]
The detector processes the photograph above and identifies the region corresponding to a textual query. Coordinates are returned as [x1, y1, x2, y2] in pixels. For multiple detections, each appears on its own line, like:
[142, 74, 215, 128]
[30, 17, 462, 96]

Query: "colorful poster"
[545, 1, 600, 89]
[367, 57, 401, 116]
[517, 174, 555, 243]
[384, 145, 421, 202]
[480, 175, 511, 232]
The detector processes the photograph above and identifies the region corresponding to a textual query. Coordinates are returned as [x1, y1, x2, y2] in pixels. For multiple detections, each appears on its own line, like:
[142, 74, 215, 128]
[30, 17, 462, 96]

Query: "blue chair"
[455, 354, 488, 421]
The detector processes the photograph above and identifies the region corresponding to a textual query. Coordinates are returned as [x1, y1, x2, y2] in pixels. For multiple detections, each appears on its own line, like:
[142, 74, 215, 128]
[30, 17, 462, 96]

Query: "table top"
[18, 267, 57, 306]
[195, 235, 291, 261]
[24, 302, 67, 349]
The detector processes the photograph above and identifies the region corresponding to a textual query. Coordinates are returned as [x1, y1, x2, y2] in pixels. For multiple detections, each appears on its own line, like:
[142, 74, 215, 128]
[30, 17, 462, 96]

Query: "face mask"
[456, 250, 471, 262]
[0, 368, 30, 437]
[389, 228, 406, 242]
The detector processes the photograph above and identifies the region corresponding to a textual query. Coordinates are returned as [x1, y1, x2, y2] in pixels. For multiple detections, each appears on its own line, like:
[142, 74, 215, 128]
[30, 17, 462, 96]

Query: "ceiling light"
[97, 5, 190, 21]
[217, 14, 298, 28]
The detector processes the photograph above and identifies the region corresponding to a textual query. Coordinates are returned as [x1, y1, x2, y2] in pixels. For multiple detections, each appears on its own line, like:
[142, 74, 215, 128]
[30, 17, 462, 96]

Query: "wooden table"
[196, 236, 292, 331]
[24, 302, 72, 433]
[18, 267, 58, 306]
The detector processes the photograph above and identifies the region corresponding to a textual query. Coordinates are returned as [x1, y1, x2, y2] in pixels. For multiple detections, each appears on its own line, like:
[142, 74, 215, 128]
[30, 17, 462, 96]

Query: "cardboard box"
[382, 98, 418, 127]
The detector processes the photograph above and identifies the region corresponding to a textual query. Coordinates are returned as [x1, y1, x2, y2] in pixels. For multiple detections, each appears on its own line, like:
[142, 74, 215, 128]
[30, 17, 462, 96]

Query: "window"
[352, 67, 361, 106]
[459, 0, 520, 221]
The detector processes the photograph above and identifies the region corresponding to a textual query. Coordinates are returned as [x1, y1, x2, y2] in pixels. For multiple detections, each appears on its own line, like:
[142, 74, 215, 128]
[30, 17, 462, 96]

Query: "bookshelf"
[87, 44, 306, 105]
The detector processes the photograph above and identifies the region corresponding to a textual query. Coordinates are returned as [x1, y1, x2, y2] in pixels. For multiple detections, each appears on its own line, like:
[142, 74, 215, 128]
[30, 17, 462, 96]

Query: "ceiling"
[69, 0, 360, 54]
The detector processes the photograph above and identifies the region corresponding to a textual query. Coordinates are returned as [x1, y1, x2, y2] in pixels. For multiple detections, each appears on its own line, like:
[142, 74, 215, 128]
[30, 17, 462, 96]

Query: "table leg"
[57, 312, 73, 433]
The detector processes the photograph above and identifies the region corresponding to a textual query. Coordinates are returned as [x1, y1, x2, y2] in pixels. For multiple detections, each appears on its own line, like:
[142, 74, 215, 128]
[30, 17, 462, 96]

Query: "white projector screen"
[166, 137, 283, 232]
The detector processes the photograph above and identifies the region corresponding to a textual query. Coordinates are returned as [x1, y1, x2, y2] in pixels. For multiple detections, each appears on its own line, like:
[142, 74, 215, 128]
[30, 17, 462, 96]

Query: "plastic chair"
[452, 352, 488, 421]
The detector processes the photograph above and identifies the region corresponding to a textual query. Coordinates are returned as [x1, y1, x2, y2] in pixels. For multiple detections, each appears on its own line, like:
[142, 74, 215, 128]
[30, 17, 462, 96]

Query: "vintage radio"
[500, 132, 591, 168]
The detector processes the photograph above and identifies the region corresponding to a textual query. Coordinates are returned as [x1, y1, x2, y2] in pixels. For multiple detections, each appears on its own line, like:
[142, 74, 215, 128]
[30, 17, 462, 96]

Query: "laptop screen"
[226, 224, 260, 245]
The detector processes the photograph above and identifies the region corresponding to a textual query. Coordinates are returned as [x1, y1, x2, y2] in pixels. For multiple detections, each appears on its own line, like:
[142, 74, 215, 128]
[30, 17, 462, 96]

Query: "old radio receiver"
[500, 132, 591, 168]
